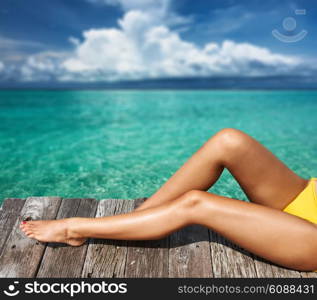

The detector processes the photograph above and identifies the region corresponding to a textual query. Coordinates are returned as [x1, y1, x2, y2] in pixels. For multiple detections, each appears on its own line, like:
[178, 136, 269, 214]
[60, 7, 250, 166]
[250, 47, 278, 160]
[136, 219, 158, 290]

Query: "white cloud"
[0, 61, 4, 72]
[19, 51, 69, 82]
[4, 0, 311, 83]
[59, 9, 300, 81]
[68, 36, 80, 47]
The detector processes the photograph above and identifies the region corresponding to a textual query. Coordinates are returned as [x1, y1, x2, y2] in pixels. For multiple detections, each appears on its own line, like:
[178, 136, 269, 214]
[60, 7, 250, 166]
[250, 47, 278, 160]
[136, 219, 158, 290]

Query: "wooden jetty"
[0, 197, 316, 278]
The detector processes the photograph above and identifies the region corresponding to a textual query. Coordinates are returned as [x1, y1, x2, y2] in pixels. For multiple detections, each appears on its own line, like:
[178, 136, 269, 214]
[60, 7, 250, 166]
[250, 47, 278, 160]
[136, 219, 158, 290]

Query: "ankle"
[65, 217, 84, 239]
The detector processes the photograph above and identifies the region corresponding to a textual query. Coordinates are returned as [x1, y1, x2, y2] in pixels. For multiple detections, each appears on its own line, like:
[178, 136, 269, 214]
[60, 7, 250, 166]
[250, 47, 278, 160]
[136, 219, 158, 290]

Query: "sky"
[0, 0, 317, 88]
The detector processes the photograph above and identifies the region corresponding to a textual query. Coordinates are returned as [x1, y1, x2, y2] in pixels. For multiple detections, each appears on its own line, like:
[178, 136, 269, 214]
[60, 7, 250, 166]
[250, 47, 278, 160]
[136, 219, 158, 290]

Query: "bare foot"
[20, 218, 87, 246]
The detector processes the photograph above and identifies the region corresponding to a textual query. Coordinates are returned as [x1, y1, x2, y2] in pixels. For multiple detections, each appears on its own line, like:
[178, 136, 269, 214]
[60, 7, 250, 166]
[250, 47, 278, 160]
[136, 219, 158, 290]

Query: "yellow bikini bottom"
[282, 177, 317, 272]
[283, 177, 317, 224]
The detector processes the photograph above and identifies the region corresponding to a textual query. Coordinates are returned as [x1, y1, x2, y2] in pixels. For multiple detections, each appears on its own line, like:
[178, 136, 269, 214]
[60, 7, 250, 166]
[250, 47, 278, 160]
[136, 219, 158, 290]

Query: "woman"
[20, 128, 317, 272]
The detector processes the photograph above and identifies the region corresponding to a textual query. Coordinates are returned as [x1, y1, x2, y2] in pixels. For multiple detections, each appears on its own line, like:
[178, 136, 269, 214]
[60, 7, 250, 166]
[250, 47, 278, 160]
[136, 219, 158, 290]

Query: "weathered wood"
[82, 199, 134, 278]
[169, 225, 212, 277]
[124, 199, 169, 278]
[1, 197, 317, 278]
[0, 198, 25, 255]
[253, 255, 301, 278]
[300, 271, 317, 278]
[0, 197, 61, 277]
[209, 231, 258, 277]
[36, 198, 98, 278]
[133, 197, 147, 210]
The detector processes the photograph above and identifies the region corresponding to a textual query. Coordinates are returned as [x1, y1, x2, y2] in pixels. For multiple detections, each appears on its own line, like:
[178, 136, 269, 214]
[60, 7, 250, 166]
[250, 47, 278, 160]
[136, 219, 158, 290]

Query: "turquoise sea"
[0, 90, 316, 205]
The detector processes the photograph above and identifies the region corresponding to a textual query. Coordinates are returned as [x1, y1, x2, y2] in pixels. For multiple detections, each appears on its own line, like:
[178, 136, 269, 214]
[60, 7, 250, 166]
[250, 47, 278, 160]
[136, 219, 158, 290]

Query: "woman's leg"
[136, 128, 308, 211]
[21, 190, 317, 271]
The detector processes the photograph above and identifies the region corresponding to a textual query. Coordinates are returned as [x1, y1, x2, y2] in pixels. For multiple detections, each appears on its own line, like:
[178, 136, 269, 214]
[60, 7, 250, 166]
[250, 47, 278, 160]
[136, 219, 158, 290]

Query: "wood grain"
[82, 199, 134, 278]
[36, 198, 98, 278]
[1, 197, 316, 278]
[209, 230, 258, 278]
[124, 199, 169, 278]
[0, 197, 61, 277]
[0, 198, 25, 255]
[169, 225, 212, 277]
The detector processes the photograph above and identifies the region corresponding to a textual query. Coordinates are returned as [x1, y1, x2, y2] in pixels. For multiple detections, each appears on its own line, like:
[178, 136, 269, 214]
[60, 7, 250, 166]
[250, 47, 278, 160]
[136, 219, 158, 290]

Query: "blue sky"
[0, 0, 316, 87]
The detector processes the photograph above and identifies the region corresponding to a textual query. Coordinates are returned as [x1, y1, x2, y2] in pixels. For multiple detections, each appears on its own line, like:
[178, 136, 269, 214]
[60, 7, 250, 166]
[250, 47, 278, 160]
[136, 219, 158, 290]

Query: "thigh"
[192, 190, 317, 271]
[221, 129, 309, 210]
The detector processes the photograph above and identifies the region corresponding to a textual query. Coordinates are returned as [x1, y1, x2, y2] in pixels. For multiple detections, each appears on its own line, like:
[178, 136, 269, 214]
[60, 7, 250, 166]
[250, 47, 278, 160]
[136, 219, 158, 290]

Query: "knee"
[181, 190, 205, 206]
[206, 128, 250, 163]
[177, 190, 207, 222]
[214, 128, 248, 150]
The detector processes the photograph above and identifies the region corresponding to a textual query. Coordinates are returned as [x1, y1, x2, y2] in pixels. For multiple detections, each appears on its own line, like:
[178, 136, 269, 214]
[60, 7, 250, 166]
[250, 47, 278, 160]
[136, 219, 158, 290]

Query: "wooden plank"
[124, 199, 169, 278]
[169, 225, 212, 277]
[209, 230, 258, 277]
[253, 255, 301, 278]
[1, 196, 311, 278]
[300, 271, 317, 278]
[0, 197, 61, 278]
[82, 199, 134, 278]
[36, 198, 98, 278]
[133, 197, 147, 210]
[0, 198, 25, 255]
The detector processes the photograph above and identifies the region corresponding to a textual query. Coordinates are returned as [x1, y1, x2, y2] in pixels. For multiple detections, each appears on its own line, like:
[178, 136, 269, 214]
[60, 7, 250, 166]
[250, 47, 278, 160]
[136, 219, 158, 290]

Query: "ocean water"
[0, 90, 316, 205]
